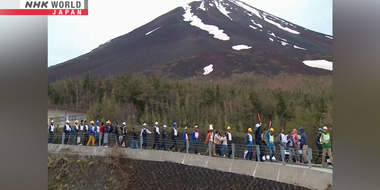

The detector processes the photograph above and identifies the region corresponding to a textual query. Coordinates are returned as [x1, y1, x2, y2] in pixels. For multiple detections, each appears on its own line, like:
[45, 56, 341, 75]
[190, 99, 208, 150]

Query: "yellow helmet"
[270, 128, 274, 132]
[248, 128, 252, 133]
[195, 125, 198, 128]
[227, 126, 231, 130]
[91, 121, 95, 124]
[184, 127, 188, 130]
[50, 120, 54, 123]
[75, 120, 78, 124]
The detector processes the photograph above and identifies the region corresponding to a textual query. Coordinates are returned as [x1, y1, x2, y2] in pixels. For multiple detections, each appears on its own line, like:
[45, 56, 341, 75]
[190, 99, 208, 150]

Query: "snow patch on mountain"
[203, 64, 214, 75]
[280, 41, 288, 46]
[251, 20, 263, 28]
[263, 16, 300, 34]
[232, 45, 252, 50]
[145, 26, 162, 36]
[269, 38, 274, 42]
[325, 35, 333, 39]
[183, 4, 230, 41]
[303, 60, 332, 71]
[294, 45, 306, 50]
[249, 25, 257, 30]
[235, 1, 262, 19]
[215, 0, 233, 20]
[198, 1, 206, 11]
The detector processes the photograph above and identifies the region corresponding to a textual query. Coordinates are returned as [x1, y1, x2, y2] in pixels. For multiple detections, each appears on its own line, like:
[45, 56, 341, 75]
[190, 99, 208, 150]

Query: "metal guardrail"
[49, 132, 332, 169]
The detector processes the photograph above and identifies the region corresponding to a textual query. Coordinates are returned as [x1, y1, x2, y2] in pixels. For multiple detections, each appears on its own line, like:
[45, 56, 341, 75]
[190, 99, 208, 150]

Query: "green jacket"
[321, 132, 331, 148]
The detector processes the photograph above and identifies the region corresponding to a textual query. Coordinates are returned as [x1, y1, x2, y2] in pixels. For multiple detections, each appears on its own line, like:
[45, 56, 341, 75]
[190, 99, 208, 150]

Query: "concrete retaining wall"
[48, 144, 332, 190]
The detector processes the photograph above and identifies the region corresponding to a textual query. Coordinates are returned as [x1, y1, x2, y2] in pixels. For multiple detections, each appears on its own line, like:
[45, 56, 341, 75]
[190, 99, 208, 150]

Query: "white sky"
[48, 0, 332, 67]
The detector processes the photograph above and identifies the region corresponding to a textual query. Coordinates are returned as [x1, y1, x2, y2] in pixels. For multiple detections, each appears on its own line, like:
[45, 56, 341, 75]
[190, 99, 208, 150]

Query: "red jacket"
[100, 125, 104, 134]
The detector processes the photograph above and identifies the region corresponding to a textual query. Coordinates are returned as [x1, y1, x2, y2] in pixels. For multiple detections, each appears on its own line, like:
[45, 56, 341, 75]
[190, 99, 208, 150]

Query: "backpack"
[142, 129, 147, 137]
[109, 125, 114, 133]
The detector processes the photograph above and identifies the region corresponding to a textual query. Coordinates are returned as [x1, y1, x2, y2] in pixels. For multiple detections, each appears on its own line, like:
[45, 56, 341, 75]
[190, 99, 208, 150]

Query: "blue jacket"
[300, 127, 307, 148]
[94, 125, 99, 136]
[265, 130, 275, 147]
[183, 131, 189, 143]
[89, 125, 95, 136]
[162, 129, 166, 140]
[191, 130, 201, 142]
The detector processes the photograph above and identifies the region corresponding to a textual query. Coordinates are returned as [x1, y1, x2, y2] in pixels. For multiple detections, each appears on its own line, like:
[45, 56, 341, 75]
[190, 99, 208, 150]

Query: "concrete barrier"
[48, 144, 332, 190]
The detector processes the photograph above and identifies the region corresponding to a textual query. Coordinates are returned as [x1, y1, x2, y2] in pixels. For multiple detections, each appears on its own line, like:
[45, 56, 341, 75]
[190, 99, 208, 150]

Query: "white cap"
[66, 120, 70, 124]
[143, 123, 147, 126]
[209, 124, 213, 130]
[255, 123, 261, 128]
[155, 121, 158, 125]
[123, 122, 126, 125]
[323, 126, 328, 130]
[163, 125, 167, 128]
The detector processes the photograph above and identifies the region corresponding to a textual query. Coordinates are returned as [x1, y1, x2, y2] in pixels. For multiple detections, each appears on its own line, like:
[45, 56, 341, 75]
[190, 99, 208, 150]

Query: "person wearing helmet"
[225, 126, 232, 157]
[79, 120, 84, 146]
[246, 128, 253, 161]
[94, 121, 100, 145]
[152, 121, 161, 150]
[315, 128, 323, 164]
[255, 123, 264, 162]
[63, 120, 71, 144]
[204, 124, 215, 156]
[321, 126, 333, 167]
[265, 128, 276, 162]
[169, 122, 178, 151]
[180, 127, 189, 153]
[140, 123, 152, 149]
[191, 125, 201, 154]
[72, 120, 79, 146]
[160, 125, 167, 151]
[121, 122, 128, 148]
[87, 121, 96, 146]
[48, 120, 55, 144]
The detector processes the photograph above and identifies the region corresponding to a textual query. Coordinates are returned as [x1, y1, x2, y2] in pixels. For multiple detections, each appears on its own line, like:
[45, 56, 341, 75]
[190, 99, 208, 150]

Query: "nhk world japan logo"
[0, 0, 88, 15]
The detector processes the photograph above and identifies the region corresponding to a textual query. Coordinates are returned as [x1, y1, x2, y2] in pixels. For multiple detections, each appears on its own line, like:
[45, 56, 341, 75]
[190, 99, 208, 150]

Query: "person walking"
[103, 121, 110, 147]
[300, 127, 309, 164]
[221, 133, 228, 157]
[121, 122, 128, 148]
[63, 120, 71, 144]
[315, 128, 323, 164]
[265, 128, 276, 162]
[48, 120, 55, 144]
[152, 122, 160, 150]
[84, 120, 89, 145]
[180, 127, 189, 152]
[131, 127, 139, 149]
[321, 126, 333, 167]
[87, 121, 96, 146]
[140, 123, 152, 149]
[225, 126, 232, 157]
[94, 121, 100, 145]
[160, 125, 167, 150]
[287, 130, 298, 163]
[79, 120, 84, 146]
[72, 120, 79, 145]
[255, 123, 264, 162]
[204, 125, 215, 156]
[100, 122, 104, 146]
[191, 125, 201, 154]
[169, 122, 178, 151]
[246, 128, 254, 161]
[214, 131, 222, 157]
[292, 129, 300, 164]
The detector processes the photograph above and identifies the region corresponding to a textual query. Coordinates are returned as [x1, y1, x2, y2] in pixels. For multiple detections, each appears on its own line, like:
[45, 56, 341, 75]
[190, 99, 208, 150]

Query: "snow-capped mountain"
[48, 0, 332, 81]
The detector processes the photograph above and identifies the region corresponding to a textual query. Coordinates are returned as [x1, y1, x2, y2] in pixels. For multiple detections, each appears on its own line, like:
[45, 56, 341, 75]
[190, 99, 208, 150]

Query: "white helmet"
[123, 122, 126, 125]
[155, 121, 158, 125]
[66, 120, 70, 124]
[143, 123, 147, 127]
[323, 126, 328, 130]
[209, 124, 213, 130]
[255, 123, 261, 128]
[163, 125, 167, 128]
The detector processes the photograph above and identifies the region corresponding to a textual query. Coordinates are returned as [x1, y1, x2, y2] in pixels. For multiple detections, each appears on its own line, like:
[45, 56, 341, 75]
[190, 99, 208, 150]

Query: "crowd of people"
[48, 120, 333, 167]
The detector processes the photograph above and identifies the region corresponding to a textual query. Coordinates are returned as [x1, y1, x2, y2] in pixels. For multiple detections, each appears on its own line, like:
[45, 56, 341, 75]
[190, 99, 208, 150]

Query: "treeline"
[48, 72, 332, 148]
